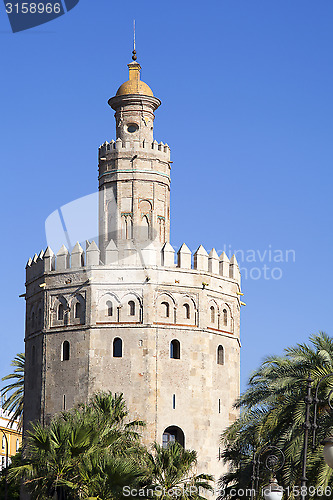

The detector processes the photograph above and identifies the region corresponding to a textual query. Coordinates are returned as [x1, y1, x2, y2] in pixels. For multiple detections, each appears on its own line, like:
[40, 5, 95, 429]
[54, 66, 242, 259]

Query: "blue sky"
[0, 0, 332, 392]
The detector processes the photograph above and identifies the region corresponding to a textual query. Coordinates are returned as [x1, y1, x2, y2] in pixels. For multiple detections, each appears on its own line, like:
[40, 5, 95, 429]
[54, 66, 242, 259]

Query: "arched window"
[162, 301, 170, 318]
[75, 302, 81, 319]
[217, 345, 224, 365]
[106, 300, 113, 317]
[158, 218, 165, 243]
[210, 306, 215, 323]
[122, 217, 127, 239]
[113, 337, 123, 358]
[58, 304, 64, 321]
[32, 345, 36, 366]
[141, 215, 150, 241]
[183, 303, 190, 319]
[170, 339, 180, 359]
[16, 439, 20, 452]
[128, 300, 135, 316]
[123, 216, 133, 239]
[62, 341, 70, 361]
[162, 426, 185, 448]
[124, 216, 133, 239]
[223, 309, 228, 326]
[2, 436, 5, 451]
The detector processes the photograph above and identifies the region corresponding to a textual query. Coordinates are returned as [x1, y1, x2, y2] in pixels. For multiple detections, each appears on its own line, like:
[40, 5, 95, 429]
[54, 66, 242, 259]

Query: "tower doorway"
[162, 426, 185, 448]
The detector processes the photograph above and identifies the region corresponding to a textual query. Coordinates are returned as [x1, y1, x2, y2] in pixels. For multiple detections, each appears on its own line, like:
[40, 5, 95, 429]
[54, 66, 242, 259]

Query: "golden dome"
[116, 62, 154, 97]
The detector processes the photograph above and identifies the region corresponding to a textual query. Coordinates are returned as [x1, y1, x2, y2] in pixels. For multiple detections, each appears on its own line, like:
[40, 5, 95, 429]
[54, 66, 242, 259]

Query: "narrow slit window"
[217, 345, 224, 365]
[210, 306, 215, 323]
[223, 309, 228, 326]
[218, 398, 221, 413]
[141, 215, 149, 241]
[173, 394, 176, 409]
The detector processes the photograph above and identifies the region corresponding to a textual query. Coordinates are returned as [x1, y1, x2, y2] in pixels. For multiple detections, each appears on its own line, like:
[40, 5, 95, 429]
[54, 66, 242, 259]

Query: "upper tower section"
[108, 61, 161, 145]
[98, 53, 171, 258]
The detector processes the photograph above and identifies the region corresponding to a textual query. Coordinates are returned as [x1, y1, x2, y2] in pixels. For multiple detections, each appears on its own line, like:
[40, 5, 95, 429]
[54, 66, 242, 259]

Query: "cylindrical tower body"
[24, 247, 241, 482]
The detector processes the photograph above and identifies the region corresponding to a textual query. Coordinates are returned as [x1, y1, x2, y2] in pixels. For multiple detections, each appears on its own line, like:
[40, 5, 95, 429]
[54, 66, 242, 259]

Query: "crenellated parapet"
[25, 240, 241, 285]
[99, 138, 170, 161]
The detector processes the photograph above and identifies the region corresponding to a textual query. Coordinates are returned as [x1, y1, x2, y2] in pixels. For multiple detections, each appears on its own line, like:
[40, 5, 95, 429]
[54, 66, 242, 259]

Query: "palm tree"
[9, 392, 148, 499]
[1, 353, 25, 430]
[220, 332, 333, 499]
[145, 441, 214, 500]
[65, 392, 146, 459]
[10, 417, 98, 498]
[79, 453, 147, 500]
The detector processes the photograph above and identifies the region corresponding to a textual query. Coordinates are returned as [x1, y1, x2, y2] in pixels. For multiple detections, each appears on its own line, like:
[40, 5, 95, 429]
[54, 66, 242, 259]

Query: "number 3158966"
[5, 3, 62, 14]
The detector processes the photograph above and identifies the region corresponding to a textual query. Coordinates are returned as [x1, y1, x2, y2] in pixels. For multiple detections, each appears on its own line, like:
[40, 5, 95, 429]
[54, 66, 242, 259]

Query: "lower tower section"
[24, 242, 241, 481]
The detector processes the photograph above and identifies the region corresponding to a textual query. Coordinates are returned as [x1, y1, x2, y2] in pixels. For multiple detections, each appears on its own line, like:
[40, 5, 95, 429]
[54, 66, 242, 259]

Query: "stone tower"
[23, 54, 241, 481]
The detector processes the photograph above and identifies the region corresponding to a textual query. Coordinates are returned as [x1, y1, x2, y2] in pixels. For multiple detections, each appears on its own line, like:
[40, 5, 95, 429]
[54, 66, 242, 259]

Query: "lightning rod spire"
[132, 20, 137, 61]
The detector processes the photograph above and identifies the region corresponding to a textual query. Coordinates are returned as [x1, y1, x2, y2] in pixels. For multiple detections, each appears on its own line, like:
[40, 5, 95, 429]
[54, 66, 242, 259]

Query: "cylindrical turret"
[108, 62, 161, 145]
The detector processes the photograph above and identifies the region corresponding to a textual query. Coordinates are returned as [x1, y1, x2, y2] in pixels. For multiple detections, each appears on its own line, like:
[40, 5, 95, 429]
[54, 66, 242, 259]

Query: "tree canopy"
[220, 332, 333, 499]
[8, 392, 213, 500]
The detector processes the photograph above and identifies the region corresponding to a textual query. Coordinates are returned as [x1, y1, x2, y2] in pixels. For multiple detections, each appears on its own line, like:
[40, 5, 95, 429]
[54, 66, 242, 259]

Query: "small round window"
[127, 123, 139, 133]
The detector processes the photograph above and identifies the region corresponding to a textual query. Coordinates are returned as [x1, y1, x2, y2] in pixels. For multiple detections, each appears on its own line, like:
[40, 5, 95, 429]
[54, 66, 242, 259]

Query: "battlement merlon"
[25, 241, 241, 287]
[99, 139, 170, 159]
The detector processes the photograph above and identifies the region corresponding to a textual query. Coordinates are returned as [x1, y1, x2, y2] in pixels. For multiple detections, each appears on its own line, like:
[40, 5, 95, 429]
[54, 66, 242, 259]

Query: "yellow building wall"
[0, 417, 22, 466]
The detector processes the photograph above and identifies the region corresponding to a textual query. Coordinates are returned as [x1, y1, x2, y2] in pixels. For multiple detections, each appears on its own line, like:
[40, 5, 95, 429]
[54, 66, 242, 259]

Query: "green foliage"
[220, 332, 333, 500]
[9, 392, 146, 499]
[8, 392, 213, 500]
[0, 473, 20, 499]
[145, 442, 214, 500]
[0, 450, 22, 499]
[1, 353, 25, 430]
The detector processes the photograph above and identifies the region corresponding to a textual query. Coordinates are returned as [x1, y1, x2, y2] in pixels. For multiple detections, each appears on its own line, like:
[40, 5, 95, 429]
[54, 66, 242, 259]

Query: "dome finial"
[132, 19, 137, 61]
